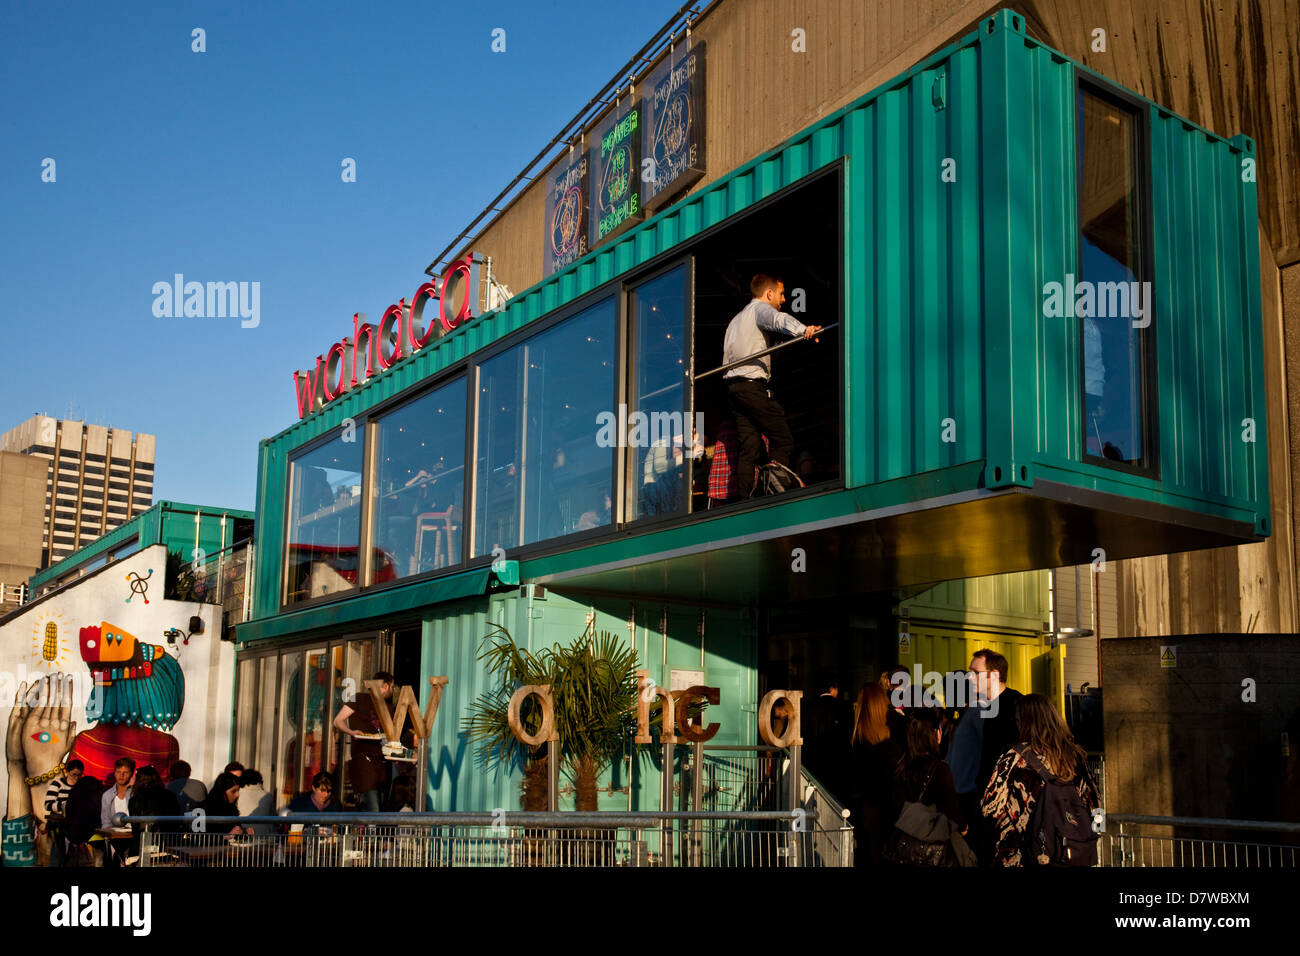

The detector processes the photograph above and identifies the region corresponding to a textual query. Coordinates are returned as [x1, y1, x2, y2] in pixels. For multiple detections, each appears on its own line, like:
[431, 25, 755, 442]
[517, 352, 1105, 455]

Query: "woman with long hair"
[125, 765, 181, 859]
[891, 708, 964, 830]
[980, 693, 1099, 866]
[200, 772, 247, 835]
[849, 684, 902, 865]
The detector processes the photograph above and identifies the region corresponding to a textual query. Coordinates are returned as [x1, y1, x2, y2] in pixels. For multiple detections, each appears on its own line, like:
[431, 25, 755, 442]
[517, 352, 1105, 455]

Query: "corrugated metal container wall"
[901, 570, 1050, 632]
[1008, 34, 1267, 524]
[421, 591, 756, 811]
[422, 594, 528, 812]
[843, 41, 986, 487]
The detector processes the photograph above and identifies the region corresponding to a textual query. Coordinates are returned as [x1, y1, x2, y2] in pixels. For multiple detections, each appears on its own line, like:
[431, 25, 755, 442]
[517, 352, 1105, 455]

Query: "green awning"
[236, 563, 504, 644]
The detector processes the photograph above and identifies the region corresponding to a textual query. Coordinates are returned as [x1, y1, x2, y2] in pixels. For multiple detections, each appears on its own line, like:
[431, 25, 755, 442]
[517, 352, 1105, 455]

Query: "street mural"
[1, 545, 226, 868]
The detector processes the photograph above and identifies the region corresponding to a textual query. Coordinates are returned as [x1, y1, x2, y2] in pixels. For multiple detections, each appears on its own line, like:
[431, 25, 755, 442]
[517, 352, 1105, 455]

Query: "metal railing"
[120, 811, 849, 868]
[172, 539, 253, 628]
[1100, 815, 1300, 867]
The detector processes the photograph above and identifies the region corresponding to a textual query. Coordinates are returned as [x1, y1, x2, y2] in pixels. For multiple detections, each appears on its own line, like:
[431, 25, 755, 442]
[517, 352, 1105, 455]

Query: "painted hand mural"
[2, 621, 185, 867]
[3, 679, 73, 866]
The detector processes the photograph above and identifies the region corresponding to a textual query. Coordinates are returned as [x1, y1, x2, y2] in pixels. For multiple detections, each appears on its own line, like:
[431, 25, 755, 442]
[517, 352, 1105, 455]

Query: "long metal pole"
[693, 323, 839, 381]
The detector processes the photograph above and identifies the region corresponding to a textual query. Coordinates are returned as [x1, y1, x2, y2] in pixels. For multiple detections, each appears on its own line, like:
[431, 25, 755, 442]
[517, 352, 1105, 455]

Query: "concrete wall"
[1, 544, 234, 815]
[0, 452, 48, 590]
[1100, 634, 1300, 820]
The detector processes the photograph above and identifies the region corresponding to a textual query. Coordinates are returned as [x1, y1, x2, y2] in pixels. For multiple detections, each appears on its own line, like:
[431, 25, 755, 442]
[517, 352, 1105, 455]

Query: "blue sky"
[0, 0, 688, 512]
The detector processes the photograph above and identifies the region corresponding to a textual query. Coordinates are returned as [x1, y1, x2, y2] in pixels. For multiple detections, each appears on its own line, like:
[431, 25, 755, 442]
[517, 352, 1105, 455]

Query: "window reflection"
[1077, 88, 1148, 467]
[474, 299, 616, 556]
[286, 436, 367, 604]
[372, 380, 466, 579]
[629, 265, 698, 519]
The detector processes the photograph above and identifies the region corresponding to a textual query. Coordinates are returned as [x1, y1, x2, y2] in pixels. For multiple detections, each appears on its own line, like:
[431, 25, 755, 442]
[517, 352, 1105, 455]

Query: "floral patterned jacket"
[980, 746, 1099, 866]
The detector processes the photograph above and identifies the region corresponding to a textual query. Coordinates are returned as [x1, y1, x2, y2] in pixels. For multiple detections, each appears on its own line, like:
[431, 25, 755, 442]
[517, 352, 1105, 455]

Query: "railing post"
[691, 740, 703, 866]
[788, 743, 802, 868]
[661, 741, 674, 866]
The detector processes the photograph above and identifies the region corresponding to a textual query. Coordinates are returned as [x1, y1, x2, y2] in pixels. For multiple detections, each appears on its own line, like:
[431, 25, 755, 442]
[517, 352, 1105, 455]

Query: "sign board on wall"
[544, 150, 589, 276]
[589, 101, 644, 247]
[642, 41, 706, 211]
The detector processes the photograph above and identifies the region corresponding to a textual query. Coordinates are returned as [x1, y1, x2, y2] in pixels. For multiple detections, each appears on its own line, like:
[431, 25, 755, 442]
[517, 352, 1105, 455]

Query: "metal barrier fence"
[172, 539, 252, 628]
[1100, 815, 1300, 867]
[122, 811, 851, 868]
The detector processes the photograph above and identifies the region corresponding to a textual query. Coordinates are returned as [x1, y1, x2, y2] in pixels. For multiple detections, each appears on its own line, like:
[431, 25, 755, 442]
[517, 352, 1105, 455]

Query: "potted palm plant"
[464, 621, 640, 812]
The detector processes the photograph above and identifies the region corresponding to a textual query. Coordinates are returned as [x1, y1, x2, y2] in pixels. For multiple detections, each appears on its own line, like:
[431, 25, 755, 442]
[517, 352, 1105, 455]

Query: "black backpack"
[1015, 745, 1099, 867]
[752, 461, 804, 497]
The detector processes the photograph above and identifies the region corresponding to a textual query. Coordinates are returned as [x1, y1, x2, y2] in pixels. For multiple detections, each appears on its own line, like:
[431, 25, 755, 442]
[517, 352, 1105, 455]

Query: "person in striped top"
[42, 759, 84, 867]
[43, 759, 84, 818]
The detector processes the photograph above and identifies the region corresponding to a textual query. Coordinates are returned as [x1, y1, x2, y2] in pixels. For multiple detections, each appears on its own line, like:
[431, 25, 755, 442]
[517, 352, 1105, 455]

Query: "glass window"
[1076, 85, 1151, 468]
[627, 264, 695, 520]
[277, 651, 304, 802]
[255, 658, 278, 788]
[371, 379, 466, 580]
[340, 638, 376, 806]
[235, 657, 256, 764]
[302, 646, 330, 790]
[285, 433, 364, 604]
[473, 298, 617, 556]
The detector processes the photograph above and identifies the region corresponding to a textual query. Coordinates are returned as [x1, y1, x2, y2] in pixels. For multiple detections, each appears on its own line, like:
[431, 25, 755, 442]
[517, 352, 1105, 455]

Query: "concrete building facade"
[1, 415, 156, 569]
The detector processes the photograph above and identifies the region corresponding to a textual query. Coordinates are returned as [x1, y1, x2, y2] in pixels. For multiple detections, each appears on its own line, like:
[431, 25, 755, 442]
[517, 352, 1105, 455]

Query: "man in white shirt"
[100, 757, 135, 828]
[721, 274, 822, 497]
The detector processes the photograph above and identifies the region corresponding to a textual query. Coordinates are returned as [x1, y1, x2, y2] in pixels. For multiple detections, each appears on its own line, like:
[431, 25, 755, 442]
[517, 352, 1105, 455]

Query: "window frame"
[621, 255, 697, 530]
[1073, 70, 1160, 480]
[361, 369, 471, 593]
[280, 420, 371, 610]
[467, 289, 622, 561]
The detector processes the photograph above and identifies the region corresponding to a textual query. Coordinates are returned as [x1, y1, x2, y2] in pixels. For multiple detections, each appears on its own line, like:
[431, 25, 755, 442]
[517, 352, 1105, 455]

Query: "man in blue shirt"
[721, 274, 822, 498]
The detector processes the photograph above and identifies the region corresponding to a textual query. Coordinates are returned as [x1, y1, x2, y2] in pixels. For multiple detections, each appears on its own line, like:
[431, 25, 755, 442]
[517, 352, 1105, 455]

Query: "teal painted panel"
[420, 592, 756, 812]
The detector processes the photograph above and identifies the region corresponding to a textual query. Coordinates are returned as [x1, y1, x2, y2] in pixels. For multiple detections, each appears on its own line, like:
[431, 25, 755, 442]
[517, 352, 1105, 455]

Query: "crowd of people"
[802, 649, 1100, 867]
[39, 755, 420, 867]
[37, 672, 416, 867]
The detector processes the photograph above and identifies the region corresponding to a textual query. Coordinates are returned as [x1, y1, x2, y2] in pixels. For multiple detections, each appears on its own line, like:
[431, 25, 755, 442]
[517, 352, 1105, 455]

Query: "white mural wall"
[1, 544, 234, 863]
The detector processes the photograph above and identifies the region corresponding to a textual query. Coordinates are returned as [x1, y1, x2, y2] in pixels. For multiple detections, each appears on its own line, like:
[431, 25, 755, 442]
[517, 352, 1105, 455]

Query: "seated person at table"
[126, 765, 181, 858]
[165, 760, 207, 814]
[199, 772, 247, 835]
[286, 772, 343, 814]
[100, 757, 135, 828]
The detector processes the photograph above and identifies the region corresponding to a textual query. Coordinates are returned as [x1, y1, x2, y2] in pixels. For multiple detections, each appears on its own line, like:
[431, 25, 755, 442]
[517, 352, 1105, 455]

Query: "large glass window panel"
[255, 658, 277, 787]
[235, 657, 256, 765]
[302, 646, 329, 789]
[628, 264, 695, 520]
[341, 639, 376, 805]
[286, 435, 364, 604]
[1077, 86, 1150, 468]
[473, 298, 617, 556]
[371, 380, 466, 579]
[277, 651, 304, 802]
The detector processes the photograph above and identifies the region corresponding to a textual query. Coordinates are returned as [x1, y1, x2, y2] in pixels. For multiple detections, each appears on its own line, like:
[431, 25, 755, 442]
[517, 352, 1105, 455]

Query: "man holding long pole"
[721, 274, 822, 498]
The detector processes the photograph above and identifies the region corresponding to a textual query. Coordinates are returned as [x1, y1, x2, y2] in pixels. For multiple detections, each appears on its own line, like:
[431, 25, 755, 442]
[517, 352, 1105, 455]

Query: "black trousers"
[725, 378, 793, 497]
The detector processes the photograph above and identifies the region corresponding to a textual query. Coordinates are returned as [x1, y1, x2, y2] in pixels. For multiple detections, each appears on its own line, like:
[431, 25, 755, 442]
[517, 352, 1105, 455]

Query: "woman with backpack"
[980, 693, 1100, 866]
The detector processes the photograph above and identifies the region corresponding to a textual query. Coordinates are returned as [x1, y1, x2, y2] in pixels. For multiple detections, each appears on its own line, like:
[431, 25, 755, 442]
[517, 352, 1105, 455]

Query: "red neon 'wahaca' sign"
[292, 254, 482, 418]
